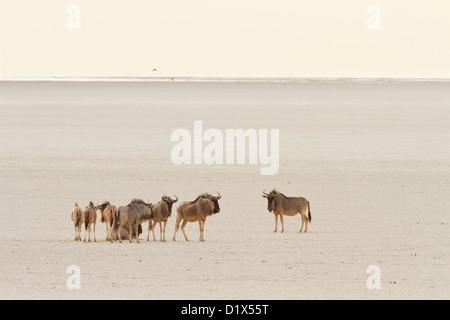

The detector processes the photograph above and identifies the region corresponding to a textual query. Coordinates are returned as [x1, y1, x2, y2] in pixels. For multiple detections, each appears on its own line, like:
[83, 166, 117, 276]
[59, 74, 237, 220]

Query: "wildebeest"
[96, 201, 116, 241]
[116, 224, 142, 241]
[82, 201, 97, 242]
[262, 189, 311, 233]
[173, 192, 221, 242]
[111, 199, 154, 243]
[147, 195, 178, 242]
[70, 202, 83, 241]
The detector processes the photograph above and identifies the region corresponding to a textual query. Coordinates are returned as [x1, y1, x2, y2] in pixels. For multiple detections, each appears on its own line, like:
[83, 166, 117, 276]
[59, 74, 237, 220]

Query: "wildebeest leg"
[84, 224, 88, 242]
[87, 224, 91, 242]
[152, 221, 157, 241]
[158, 221, 163, 241]
[198, 220, 203, 241]
[108, 219, 114, 241]
[274, 214, 278, 233]
[162, 220, 167, 242]
[280, 214, 285, 233]
[107, 225, 113, 241]
[117, 227, 123, 243]
[135, 223, 140, 243]
[105, 223, 109, 240]
[302, 212, 308, 232]
[146, 222, 152, 241]
[299, 213, 305, 232]
[128, 224, 133, 243]
[199, 219, 206, 242]
[173, 215, 182, 241]
[181, 219, 189, 241]
[113, 225, 121, 243]
[93, 222, 96, 242]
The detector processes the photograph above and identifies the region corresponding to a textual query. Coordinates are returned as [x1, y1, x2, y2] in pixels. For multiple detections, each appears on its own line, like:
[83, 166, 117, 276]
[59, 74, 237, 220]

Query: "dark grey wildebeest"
[173, 192, 221, 242]
[262, 189, 311, 233]
[111, 199, 154, 243]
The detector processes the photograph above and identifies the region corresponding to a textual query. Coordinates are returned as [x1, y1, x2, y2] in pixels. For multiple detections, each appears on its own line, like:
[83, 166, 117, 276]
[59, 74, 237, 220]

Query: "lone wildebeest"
[82, 201, 97, 242]
[70, 202, 83, 241]
[96, 201, 116, 241]
[262, 189, 311, 233]
[111, 199, 153, 243]
[147, 195, 178, 242]
[173, 192, 221, 242]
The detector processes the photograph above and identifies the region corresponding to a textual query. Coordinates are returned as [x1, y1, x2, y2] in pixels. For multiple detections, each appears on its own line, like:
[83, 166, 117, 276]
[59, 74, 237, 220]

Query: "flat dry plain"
[0, 80, 449, 299]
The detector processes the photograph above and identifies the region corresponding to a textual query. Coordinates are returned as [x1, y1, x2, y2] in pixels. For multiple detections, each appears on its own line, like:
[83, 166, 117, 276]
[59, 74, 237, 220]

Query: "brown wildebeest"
[70, 202, 83, 241]
[82, 201, 97, 242]
[116, 224, 142, 241]
[96, 201, 116, 241]
[111, 199, 153, 243]
[262, 189, 311, 233]
[173, 192, 221, 242]
[147, 195, 178, 242]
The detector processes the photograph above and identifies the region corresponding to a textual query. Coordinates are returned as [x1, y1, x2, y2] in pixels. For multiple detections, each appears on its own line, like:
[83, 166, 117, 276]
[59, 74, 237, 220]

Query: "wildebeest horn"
[173, 195, 178, 202]
[262, 189, 269, 197]
[216, 191, 221, 199]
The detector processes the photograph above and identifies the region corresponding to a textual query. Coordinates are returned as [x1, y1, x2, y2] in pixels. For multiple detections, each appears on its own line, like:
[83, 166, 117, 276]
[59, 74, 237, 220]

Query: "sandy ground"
[0, 80, 449, 300]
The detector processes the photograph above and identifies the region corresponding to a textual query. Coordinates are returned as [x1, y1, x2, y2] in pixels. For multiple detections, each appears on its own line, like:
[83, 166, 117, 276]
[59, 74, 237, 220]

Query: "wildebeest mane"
[190, 193, 211, 204]
[270, 189, 287, 198]
[129, 198, 148, 206]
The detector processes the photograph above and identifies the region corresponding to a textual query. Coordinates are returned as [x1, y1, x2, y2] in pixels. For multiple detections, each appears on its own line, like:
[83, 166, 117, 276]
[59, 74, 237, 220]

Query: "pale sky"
[1, 0, 450, 78]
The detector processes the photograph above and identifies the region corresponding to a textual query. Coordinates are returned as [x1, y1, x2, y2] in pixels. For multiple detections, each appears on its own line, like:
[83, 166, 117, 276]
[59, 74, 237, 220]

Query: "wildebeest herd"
[70, 190, 311, 242]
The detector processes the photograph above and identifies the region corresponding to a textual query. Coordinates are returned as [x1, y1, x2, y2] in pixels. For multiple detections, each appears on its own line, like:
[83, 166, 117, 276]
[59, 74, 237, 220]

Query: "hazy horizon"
[1, 1, 449, 79]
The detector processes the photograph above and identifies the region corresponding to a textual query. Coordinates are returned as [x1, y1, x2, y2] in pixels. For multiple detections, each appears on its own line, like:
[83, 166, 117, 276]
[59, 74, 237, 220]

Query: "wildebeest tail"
[307, 202, 312, 223]
[114, 209, 120, 231]
[84, 210, 90, 230]
[76, 211, 82, 229]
